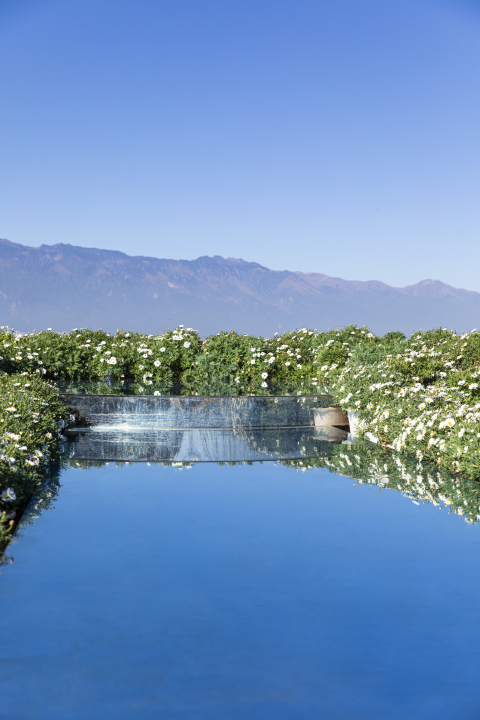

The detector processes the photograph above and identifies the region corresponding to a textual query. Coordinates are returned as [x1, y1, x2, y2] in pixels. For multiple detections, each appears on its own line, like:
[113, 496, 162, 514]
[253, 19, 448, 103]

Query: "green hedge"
[1, 322, 479, 483]
[0, 374, 68, 556]
[329, 328, 480, 481]
[0, 325, 340, 392]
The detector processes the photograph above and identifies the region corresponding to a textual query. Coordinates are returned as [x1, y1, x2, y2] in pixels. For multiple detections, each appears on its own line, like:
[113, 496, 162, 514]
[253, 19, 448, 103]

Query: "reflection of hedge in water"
[0, 374, 68, 558]
[1, 462, 62, 565]
[63, 441, 480, 524]
[231, 426, 343, 458]
[9, 436, 479, 567]
[65, 459, 195, 471]
[13, 466, 62, 531]
[282, 440, 480, 524]
[56, 378, 327, 397]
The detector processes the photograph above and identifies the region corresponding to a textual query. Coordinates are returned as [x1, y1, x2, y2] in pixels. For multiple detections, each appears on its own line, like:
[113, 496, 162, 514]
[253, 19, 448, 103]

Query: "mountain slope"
[0, 239, 478, 336]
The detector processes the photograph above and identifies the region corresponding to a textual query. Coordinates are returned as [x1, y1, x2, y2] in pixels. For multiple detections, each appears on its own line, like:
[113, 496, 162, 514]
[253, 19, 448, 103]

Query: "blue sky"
[1, 0, 479, 289]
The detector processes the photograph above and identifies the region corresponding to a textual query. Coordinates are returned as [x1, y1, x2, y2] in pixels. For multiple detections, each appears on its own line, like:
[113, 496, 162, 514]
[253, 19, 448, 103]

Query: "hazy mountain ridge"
[0, 238, 478, 336]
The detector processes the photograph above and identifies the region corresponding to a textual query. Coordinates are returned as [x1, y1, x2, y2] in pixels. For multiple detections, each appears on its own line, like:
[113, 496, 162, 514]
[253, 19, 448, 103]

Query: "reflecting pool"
[1, 454, 480, 719]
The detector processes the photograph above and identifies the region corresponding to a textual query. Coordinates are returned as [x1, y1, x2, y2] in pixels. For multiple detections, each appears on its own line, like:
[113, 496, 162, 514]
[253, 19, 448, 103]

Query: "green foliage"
[0, 373, 68, 556]
[331, 327, 480, 480]
[2, 322, 480, 484]
[0, 325, 333, 394]
[313, 325, 378, 386]
[382, 330, 406, 343]
[0, 325, 202, 383]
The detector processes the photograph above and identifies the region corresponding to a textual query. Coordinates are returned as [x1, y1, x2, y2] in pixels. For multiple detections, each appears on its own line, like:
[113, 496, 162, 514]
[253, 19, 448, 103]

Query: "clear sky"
[1, 0, 479, 289]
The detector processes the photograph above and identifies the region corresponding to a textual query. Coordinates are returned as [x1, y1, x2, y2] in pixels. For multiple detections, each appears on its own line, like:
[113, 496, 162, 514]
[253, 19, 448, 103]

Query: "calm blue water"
[1, 461, 480, 719]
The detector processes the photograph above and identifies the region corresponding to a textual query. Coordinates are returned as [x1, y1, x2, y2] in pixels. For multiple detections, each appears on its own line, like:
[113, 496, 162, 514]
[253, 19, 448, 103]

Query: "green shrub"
[0, 326, 203, 383]
[0, 325, 331, 393]
[0, 373, 68, 555]
[1, 322, 480, 482]
[331, 328, 480, 480]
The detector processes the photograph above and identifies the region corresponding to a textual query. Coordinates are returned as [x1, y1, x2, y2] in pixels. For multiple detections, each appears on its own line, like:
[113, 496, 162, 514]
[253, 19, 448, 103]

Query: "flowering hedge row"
[1, 323, 479, 482]
[328, 328, 480, 481]
[0, 374, 68, 556]
[0, 324, 364, 392]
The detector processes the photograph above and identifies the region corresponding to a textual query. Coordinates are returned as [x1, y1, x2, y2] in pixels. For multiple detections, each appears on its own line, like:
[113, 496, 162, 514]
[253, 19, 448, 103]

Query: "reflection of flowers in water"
[282, 439, 480, 525]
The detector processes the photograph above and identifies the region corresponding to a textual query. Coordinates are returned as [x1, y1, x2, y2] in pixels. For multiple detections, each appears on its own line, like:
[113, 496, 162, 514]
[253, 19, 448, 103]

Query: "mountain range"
[0, 238, 478, 337]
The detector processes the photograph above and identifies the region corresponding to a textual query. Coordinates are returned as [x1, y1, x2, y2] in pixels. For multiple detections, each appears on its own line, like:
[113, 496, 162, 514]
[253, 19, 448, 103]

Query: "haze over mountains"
[0, 238, 478, 337]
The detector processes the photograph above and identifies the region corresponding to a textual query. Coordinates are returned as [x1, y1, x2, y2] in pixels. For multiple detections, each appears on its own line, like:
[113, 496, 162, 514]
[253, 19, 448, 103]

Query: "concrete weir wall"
[61, 394, 349, 430]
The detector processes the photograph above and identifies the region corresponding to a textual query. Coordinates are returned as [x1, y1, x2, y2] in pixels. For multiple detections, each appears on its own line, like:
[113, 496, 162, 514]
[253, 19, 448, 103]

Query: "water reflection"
[62, 432, 480, 525]
[7, 432, 478, 562]
[281, 439, 480, 524]
[56, 378, 332, 397]
[65, 425, 348, 463]
[1, 466, 62, 566]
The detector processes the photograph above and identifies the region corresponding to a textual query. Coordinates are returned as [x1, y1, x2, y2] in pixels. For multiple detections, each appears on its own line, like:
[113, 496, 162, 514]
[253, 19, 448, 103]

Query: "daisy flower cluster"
[331, 327, 480, 480]
[191, 327, 331, 394]
[0, 373, 68, 554]
[1, 324, 378, 395]
[0, 326, 202, 384]
[313, 325, 378, 386]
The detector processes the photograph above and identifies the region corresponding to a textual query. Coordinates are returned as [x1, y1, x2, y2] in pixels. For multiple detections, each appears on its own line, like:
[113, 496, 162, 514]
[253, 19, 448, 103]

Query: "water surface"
[1, 460, 480, 719]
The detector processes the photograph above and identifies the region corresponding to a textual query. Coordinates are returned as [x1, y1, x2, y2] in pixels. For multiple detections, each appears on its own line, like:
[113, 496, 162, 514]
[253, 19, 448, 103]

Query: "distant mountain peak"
[0, 239, 477, 335]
